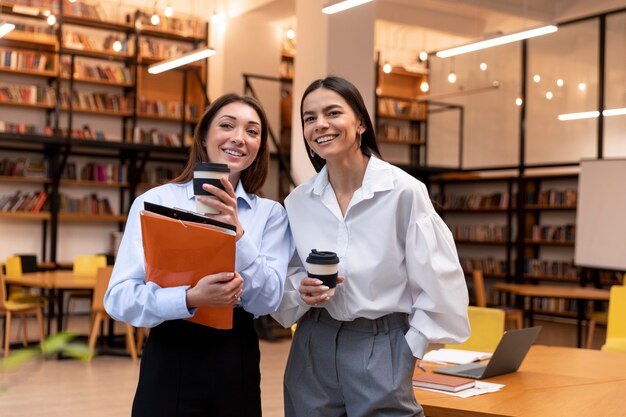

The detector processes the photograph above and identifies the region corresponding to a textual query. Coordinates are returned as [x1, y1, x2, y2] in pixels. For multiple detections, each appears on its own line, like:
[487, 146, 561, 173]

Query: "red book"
[412, 372, 475, 392]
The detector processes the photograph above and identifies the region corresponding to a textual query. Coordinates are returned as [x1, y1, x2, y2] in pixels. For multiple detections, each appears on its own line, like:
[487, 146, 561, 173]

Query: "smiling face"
[205, 101, 262, 183]
[301, 87, 364, 163]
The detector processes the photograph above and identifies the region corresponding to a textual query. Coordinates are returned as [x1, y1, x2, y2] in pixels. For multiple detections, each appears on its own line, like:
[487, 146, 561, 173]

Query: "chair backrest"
[0, 268, 7, 307]
[92, 266, 114, 313]
[15, 254, 38, 273]
[446, 306, 505, 352]
[605, 285, 626, 339]
[5, 256, 22, 277]
[73, 255, 107, 276]
[472, 270, 487, 307]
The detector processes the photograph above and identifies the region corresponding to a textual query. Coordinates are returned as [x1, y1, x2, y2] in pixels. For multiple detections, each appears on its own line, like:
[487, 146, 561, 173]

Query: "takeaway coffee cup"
[306, 249, 340, 296]
[193, 162, 230, 214]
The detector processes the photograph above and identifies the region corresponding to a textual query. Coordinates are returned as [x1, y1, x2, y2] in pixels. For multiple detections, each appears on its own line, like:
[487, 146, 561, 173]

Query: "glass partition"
[525, 19, 599, 165]
[604, 12, 626, 158]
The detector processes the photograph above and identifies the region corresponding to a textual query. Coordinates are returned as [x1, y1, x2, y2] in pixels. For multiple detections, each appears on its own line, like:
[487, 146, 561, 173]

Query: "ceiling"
[235, 0, 626, 37]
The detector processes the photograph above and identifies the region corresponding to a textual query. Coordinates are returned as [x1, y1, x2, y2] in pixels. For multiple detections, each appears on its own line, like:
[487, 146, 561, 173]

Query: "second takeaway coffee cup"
[306, 249, 340, 296]
[193, 162, 230, 214]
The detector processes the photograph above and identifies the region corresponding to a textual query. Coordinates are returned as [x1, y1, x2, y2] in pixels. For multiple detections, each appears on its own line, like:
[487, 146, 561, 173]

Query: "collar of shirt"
[311, 155, 395, 200]
[184, 179, 253, 209]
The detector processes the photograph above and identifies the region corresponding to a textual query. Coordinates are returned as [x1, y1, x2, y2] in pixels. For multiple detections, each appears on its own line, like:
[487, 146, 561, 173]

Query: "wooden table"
[493, 283, 610, 347]
[415, 345, 626, 417]
[6, 271, 96, 335]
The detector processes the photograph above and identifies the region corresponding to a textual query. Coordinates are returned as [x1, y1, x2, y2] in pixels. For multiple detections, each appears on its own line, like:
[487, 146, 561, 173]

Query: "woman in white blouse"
[272, 76, 470, 417]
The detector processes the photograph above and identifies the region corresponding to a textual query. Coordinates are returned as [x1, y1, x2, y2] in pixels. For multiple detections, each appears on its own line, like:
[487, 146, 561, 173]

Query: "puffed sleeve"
[404, 183, 470, 358]
[271, 254, 311, 327]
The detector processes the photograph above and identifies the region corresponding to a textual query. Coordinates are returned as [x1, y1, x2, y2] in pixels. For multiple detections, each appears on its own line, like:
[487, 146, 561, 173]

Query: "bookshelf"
[375, 65, 428, 166]
[0, 0, 209, 263]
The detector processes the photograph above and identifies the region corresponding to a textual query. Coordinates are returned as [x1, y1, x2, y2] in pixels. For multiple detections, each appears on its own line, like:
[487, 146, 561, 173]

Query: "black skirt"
[132, 308, 261, 417]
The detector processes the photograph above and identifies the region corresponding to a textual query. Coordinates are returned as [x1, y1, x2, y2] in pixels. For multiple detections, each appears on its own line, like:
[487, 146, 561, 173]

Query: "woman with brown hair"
[105, 93, 294, 417]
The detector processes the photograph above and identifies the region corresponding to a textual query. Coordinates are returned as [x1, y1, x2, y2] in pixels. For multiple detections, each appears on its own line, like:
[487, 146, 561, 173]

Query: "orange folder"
[140, 207, 236, 329]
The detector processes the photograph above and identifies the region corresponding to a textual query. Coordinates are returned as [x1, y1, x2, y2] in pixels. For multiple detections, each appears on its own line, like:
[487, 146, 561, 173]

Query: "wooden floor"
[0, 315, 607, 417]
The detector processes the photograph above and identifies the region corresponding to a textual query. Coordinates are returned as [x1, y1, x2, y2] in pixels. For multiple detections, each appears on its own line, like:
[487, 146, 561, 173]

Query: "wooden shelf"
[58, 213, 127, 222]
[442, 207, 509, 213]
[0, 67, 57, 78]
[61, 107, 134, 117]
[2, 30, 57, 47]
[378, 137, 424, 146]
[524, 239, 575, 246]
[525, 204, 576, 210]
[0, 175, 50, 184]
[60, 76, 133, 88]
[0, 211, 50, 220]
[59, 179, 129, 188]
[0, 101, 54, 110]
[455, 240, 510, 246]
[524, 274, 579, 283]
[378, 113, 425, 122]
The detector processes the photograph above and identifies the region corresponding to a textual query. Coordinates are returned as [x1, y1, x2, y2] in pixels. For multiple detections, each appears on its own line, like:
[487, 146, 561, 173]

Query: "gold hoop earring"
[310, 147, 315, 158]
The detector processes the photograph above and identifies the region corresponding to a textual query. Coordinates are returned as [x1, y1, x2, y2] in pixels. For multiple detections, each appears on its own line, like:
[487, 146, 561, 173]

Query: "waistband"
[304, 308, 408, 335]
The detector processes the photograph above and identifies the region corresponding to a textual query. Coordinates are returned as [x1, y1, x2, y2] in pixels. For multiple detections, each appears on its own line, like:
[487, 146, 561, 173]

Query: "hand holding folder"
[140, 202, 237, 329]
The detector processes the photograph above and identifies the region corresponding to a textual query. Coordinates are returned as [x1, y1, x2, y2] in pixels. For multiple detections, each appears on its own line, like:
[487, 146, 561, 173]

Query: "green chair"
[445, 306, 505, 352]
[601, 285, 626, 353]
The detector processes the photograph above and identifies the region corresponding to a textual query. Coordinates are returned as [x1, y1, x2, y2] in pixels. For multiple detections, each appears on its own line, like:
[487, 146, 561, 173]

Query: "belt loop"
[382, 316, 390, 334]
[371, 319, 378, 335]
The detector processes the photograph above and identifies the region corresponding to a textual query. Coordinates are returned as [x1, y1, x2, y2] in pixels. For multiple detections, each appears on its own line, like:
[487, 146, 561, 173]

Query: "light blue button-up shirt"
[104, 180, 294, 328]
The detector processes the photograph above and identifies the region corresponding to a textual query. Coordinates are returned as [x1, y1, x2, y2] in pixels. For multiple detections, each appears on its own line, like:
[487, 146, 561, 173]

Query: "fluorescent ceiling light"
[322, 0, 373, 15]
[148, 47, 216, 74]
[557, 108, 626, 120]
[436, 25, 558, 58]
[557, 111, 599, 121]
[0, 22, 16, 38]
[603, 107, 626, 117]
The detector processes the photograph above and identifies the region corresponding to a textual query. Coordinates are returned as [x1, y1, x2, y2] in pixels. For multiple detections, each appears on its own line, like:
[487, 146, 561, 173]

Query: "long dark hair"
[300, 76, 381, 172]
[172, 94, 269, 194]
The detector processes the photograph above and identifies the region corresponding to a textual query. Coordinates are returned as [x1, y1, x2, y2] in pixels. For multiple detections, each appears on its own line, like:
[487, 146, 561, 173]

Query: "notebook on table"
[434, 326, 542, 380]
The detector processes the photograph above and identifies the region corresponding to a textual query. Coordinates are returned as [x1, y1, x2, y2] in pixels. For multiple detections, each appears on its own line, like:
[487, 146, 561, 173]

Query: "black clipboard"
[144, 201, 236, 233]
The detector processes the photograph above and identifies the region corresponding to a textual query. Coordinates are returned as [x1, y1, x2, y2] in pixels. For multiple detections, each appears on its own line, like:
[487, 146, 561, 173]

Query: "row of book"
[138, 39, 192, 60]
[139, 166, 177, 186]
[435, 192, 510, 210]
[0, 83, 56, 106]
[62, 0, 104, 20]
[0, 158, 47, 178]
[452, 224, 510, 242]
[0, 121, 53, 136]
[11, 22, 55, 35]
[60, 89, 131, 113]
[0, 190, 49, 213]
[137, 99, 200, 120]
[1, 49, 54, 72]
[131, 127, 183, 147]
[459, 257, 508, 275]
[135, 11, 204, 37]
[61, 161, 127, 184]
[60, 61, 133, 84]
[377, 97, 425, 120]
[59, 193, 114, 215]
[527, 224, 576, 242]
[525, 296, 578, 314]
[377, 122, 421, 143]
[524, 259, 579, 279]
[527, 189, 577, 207]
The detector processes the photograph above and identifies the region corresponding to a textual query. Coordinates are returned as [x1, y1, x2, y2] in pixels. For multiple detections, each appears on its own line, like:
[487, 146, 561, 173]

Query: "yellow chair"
[1, 269, 45, 358]
[473, 270, 523, 329]
[65, 255, 107, 329]
[587, 276, 625, 349]
[88, 266, 137, 361]
[600, 285, 626, 353]
[4, 255, 46, 304]
[445, 306, 505, 352]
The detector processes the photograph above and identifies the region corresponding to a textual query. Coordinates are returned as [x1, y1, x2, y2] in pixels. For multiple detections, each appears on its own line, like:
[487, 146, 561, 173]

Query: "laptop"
[434, 326, 542, 380]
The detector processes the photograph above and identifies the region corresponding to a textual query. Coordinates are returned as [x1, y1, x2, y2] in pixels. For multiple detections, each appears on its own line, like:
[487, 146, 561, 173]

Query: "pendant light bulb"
[382, 62, 392, 74]
[556, 79, 564, 87]
[420, 81, 429, 93]
[480, 62, 487, 71]
[533, 74, 541, 83]
[578, 82, 586, 91]
[113, 39, 122, 52]
[448, 72, 457, 84]
[46, 14, 56, 26]
[164, 5, 173, 17]
[150, 13, 160, 26]
[546, 91, 553, 100]
[515, 97, 523, 106]
[418, 50, 428, 62]
[286, 28, 296, 40]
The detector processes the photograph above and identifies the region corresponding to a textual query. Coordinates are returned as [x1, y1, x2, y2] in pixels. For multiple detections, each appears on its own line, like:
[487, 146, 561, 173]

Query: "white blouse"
[272, 156, 470, 358]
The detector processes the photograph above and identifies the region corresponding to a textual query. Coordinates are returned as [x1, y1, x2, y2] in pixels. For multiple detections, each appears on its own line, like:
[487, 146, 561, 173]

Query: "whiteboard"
[575, 159, 626, 270]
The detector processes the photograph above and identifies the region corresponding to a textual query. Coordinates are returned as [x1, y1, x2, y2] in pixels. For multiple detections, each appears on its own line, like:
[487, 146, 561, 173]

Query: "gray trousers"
[284, 308, 424, 417]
